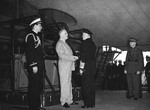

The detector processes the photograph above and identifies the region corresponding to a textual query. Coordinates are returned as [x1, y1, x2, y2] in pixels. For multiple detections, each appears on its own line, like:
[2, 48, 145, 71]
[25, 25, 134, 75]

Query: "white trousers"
[59, 62, 73, 105]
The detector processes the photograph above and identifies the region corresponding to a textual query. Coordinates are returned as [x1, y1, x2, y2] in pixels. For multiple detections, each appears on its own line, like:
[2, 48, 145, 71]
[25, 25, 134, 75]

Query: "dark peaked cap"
[129, 37, 138, 42]
[82, 28, 93, 35]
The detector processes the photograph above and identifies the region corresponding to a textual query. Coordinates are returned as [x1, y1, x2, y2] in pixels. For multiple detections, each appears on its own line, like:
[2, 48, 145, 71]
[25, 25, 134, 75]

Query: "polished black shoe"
[126, 95, 134, 99]
[63, 103, 70, 108]
[81, 105, 94, 108]
[70, 101, 78, 105]
[81, 105, 88, 108]
[139, 95, 142, 99]
[133, 97, 138, 100]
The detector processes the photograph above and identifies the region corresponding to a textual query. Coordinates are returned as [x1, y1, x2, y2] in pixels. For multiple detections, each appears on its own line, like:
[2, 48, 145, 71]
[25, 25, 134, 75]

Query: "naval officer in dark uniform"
[25, 17, 45, 110]
[79, 28, 96, 108]
[124, 37, 144, 100]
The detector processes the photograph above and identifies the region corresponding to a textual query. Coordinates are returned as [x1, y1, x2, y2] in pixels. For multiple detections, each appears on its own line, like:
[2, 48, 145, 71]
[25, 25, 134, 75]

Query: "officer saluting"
[25, 17, 45, 110]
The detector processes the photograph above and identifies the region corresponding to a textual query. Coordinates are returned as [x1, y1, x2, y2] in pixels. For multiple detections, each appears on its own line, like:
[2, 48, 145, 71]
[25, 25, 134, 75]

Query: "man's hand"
[136, 71, 140, 75]
[124, 70, 127, 74]
[79, 68, 84, 75]
[33, 66, 38, 74]
[73, 56, 78, 61]
[79, 61, 85, 75]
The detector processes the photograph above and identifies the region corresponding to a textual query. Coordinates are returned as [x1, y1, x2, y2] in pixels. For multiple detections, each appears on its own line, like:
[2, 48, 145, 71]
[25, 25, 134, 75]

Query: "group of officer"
[25, 16, 96, 109]
[105, 60, 127, 90]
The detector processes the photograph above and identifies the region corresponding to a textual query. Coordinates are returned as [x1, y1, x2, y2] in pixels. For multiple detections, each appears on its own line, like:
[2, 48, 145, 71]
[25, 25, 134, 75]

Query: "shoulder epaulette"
[25, 33, 36, 43]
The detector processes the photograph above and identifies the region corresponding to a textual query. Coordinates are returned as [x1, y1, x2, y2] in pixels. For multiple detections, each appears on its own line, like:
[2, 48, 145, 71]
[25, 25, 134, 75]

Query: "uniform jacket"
[80, 38, 96, 68]
[25, 31, 45, 69]
[124, 47, 144, 73]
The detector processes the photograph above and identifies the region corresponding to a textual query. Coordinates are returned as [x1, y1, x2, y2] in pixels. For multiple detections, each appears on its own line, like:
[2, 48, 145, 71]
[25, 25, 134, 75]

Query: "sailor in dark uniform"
[79, 29, 96, 108]
[25, 17, 45, 110]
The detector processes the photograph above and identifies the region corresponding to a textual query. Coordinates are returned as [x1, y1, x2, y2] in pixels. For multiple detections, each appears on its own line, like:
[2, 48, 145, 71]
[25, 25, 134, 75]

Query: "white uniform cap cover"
[29, 18, 41, 26]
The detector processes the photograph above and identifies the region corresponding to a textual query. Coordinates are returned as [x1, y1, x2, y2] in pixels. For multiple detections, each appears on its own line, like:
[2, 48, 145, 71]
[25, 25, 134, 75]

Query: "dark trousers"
[27, 67, 44, 110]
[147, 76, 150, 92]
[82, 66, 96, 107]
[126, 73, 140, 98]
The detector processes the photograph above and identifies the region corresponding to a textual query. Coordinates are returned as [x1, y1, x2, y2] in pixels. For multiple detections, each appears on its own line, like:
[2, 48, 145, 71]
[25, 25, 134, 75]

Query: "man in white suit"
[55, 25, 78, 108]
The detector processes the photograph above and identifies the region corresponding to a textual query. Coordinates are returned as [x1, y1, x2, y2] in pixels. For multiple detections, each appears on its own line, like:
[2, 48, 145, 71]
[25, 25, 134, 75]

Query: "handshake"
[73, 51, 80, 61]
[73, 56, 79, 61]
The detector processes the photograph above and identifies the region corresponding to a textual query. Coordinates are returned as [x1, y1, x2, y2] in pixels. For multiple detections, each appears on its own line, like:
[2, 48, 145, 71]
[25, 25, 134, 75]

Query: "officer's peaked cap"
[82, 28, 93, 35]
[129, 37, 138, 43]
[30, 18, 42, 26]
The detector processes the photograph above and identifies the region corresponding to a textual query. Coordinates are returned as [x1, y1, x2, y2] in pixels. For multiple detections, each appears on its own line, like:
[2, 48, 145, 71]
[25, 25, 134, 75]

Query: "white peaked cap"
[29, 18, 41, 26]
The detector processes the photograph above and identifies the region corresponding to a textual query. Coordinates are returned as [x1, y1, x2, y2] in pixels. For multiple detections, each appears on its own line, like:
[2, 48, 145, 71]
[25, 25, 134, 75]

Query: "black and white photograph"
[0, 0, 150, 110]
